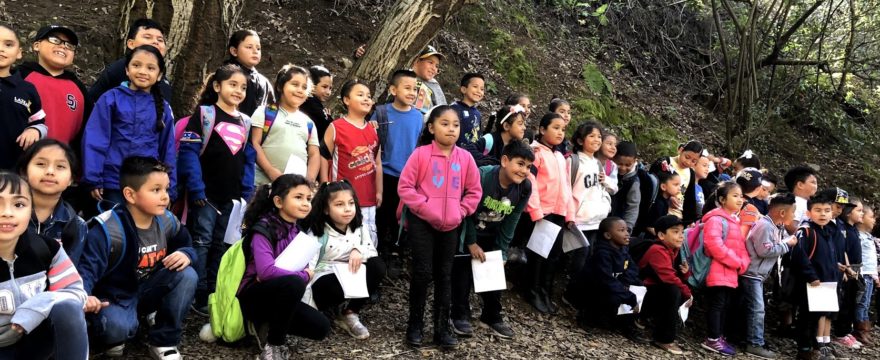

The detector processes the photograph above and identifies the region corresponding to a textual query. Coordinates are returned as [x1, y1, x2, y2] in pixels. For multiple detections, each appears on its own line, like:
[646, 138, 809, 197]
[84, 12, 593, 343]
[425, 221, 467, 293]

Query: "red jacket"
[702, 207, 750, 288]
[639, 242, 692, 299]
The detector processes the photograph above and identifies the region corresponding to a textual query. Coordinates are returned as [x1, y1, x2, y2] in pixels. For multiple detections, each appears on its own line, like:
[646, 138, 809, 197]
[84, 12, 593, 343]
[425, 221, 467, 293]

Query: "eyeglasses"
[43, 36, 76, 52]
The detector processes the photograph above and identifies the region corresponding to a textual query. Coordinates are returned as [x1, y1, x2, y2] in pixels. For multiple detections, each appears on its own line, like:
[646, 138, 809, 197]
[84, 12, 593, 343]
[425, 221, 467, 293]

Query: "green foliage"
[582, 62, 613, 96]
[570, 96, 679, 159]
[488, 29, 538, 91]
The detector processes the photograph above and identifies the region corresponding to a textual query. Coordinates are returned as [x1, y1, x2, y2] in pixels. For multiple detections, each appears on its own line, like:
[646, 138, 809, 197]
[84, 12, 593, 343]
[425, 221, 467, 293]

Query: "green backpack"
[208, 239, 247, 342]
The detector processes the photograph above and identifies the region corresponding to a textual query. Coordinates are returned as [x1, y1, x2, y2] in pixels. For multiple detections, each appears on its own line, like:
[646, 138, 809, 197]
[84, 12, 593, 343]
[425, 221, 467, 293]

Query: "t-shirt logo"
[0, 290, 14, 314]
[214, 122, 247, 155]
[13, 97, 31, 112]
[66, 94, 78, 111]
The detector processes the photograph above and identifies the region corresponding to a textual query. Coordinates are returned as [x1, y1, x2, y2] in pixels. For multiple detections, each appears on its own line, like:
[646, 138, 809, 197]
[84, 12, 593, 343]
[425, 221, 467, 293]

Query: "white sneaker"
[258, 344, 289, 360]
[105, 343, 125, 357]
[336, 312, 369, 339]
[148, 345, 182, 360]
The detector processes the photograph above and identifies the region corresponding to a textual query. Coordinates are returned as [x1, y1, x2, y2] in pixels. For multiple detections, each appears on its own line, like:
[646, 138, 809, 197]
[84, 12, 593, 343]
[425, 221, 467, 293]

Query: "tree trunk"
[117, 0, 245, 115]
[336, 0, 477, 106]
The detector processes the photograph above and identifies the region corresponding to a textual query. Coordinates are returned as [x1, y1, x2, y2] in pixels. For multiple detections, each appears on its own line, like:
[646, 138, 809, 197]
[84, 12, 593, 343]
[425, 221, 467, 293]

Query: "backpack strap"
[375, 104, 390, 150]
[806, 228, 817, 260]
[260, 104, 280, 144]
[481, 133, 494, 156]
[570, 152, 580, 186]
[199, 105, 217, 156]
[30, 232, 54, 271]
[94, 210, 127, 274]
[317, 232, 330, 263]
[307, 121, 314, 143]
[156, 210, 181, 241]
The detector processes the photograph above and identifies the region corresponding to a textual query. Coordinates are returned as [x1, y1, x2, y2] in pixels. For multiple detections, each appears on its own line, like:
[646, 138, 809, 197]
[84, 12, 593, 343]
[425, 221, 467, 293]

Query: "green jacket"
[460, 166, 531, 260]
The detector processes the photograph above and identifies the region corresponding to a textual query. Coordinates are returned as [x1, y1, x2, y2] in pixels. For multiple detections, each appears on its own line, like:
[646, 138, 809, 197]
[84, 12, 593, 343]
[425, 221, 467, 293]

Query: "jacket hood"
[16, 61, 78, 80]
[702, 206, 739, 223]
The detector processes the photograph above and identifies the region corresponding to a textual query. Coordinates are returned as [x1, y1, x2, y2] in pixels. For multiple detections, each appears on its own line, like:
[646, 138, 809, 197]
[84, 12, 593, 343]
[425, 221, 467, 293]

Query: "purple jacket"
[239, 217, 310, 293]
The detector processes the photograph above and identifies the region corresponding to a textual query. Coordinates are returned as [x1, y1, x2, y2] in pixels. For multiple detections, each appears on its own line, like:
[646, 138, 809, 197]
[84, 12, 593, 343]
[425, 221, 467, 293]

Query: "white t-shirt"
[251, 106, 318, 186]
[794, 196, 809, 225]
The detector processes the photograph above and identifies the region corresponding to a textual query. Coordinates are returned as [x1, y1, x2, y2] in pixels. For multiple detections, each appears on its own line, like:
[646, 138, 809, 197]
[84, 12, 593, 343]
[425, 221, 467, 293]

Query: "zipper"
[6, 257, 20, 306]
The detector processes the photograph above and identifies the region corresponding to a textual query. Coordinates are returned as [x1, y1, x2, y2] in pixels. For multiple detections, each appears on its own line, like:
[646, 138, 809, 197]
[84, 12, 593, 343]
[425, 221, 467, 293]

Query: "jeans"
[0, 300, 88, 360]
[451, 236, 503, 324]
[238, 275, 330, 345]
[407, 214, 457, 328]
[188, 200, 233, 305]
[642, 284, 683, 344]
[312, 257, 387, 313]
[740, 276, 767, 346]
[706, 286, 735, 339]
[87, 267, 197, 347]
[856, 275, 875, 322]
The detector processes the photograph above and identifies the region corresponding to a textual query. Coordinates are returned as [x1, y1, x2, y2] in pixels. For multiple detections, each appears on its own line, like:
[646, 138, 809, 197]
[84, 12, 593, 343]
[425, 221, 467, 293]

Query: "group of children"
[0, 18, 879, 360]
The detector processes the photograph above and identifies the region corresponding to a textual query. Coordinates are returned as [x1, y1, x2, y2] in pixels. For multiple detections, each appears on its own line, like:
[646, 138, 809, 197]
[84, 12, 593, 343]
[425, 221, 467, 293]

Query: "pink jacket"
[527, 141, 577, 222]
[397, 141, 482, 232]
[702, 207, 750, 288]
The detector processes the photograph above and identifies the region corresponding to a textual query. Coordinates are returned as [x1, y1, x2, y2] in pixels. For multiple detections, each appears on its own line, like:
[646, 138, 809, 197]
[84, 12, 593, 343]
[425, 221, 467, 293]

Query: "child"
[855, 206, 879, 345]
[236, 174, 330, 359]
[832, 194, 864, 349]
[178, 64, 257, 314]
[650, 141, 703, 225]
[451, 141, 533, 339]
[88, 18, 170, 103]
[700, 181, 748, 356]
[397, 105, 481, 348]
[611, 141, 641, 232]
[789, 192, 844, 359]
[82, 45, 176, 206]
[736, 168, 764, 237]
[17, 139, 87, 259]
[568, 217, 645, 342]
[549, 97, 573, 156]
[410, 46, 447, 113]
[325, 79, 382, 247]
[694, 155, 711, 213]
[484, 93, 532, 138]
[250, 64, 319, 186]
[0, 25, 46, 170]
[570, 121, 611, 273]
[525, 113, 576, 314]
[78, 157, 196, 359]
[18, 25, 88, 145]
[301, 65, 334, 141]
[742, 193, 799, 359]
[638, 215, 692, 355]
[223, 30, 274, 117]
[783, 165, 819, 233]
[451, 73, 484, 148]
[734, 150, 761, 173]
[471, 104, 527, 166]
[0, 171, 87, 359]
[641, 171, 681, 237]
[598, 132, 619, 195]
[302, 180, 386, 340]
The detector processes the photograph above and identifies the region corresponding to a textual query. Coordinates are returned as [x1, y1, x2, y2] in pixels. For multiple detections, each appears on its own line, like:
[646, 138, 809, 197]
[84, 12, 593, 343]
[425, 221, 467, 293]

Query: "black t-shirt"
[186, 105, 246, 204]
[474, 167, 528, 238]
[301, 96, 332, 143]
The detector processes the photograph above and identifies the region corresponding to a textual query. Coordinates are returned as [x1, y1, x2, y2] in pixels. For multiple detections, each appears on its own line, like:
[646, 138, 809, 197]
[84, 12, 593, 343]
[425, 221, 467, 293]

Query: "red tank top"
[330, 118, 379, 206]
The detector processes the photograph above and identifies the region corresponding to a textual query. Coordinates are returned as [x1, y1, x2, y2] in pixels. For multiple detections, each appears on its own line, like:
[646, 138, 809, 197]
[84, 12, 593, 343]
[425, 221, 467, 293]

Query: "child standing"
[398, 105, 481, 348]
[833, 196, 864, 349]
[570, 121, 611, 273]
[451, 141, 533, 339]
[640, 171, 681, 237]
[250, 65, 319, 186]
[650, 141, 703, 225]
[302, 180, 386, 340]
[236, 174, 330, 359]
[178, 64, 257, 314]
[700, 182, 749, 356]
[598, 132, 619, 195]
[17, 139, 87, 259]
[736, 168, 764, 237]
[742, 193, 799, 359]
[451, 73, 485, 149]
[0, 25, 46, 169]
[223, 30, 274, 117]
[301, 65, 334, 141]
[88, 19, 170, 103]
[611, 141, 641, 232]
[325, 80, 382, 246]
[82, 45, 176, 206]
[78, 157, 196, 359]
[471, 104, 527, 166]
[855, 206, 878, 345]
[694, 155, 711, 213]
[0, 172, 87, 360]
[783, 166, 819, 233]
[525, 113, 576, 314]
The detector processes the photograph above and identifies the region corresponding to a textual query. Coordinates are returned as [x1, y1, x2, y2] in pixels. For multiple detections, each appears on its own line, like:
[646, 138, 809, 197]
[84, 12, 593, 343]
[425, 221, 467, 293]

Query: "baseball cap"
[654, 215, 683, 234]
[418, 45, 445, 60]
[34, 25, 79, 46]
[834, 187, 855, 207]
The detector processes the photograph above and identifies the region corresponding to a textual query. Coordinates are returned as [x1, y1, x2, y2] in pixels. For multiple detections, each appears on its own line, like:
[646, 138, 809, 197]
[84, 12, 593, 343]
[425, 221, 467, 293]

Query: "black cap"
[417, 45, 445, 60]
[736, 167, 763, 191]
[654, 215, 683, 234]
[34, 25, 78, 46]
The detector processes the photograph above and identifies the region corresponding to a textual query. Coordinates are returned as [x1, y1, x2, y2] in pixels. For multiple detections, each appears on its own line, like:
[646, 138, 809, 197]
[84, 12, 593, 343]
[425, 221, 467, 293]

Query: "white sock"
[823, 336, 831, 343]
[817, 336, 825, 344]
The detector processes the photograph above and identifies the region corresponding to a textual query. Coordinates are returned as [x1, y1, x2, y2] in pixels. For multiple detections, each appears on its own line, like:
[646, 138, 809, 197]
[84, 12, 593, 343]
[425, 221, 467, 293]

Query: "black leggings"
[706, 286, 735, 339]
[312, 258, 387, 313]
[407, 214, 457, 327]
[238, 275, 330, 345]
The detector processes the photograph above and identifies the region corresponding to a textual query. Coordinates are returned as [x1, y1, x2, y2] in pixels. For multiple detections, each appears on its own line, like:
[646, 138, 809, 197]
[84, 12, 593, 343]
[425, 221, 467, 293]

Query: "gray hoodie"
[744, 215, 791, 280]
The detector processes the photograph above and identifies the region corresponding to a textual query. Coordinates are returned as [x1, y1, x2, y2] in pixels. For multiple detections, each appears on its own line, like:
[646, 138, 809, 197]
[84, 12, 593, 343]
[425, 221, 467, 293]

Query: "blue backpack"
[90, 208, 180, 273]
[681, 216, 728, 288]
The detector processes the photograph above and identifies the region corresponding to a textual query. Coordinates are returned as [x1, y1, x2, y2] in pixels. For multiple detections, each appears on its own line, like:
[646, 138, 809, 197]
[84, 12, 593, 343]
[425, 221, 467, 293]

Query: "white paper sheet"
[679, 301, 690, 323]
[617, 285, 648, 315]
[274, 232, 322, 272]
[527, 219, 562, 259]
[223, 198, 247, 245]
[472, 251, 507, 293]
[807, 282, 840, 312]
[283, 154, 307, 176]
[332, 263, 369, 299]
[562, 223, 590, 253]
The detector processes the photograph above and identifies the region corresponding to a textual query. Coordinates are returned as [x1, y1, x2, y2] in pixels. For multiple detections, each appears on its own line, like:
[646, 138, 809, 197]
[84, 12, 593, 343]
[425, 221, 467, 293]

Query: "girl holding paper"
[301, 180, 385, 340]
[237, 174, 330, 360]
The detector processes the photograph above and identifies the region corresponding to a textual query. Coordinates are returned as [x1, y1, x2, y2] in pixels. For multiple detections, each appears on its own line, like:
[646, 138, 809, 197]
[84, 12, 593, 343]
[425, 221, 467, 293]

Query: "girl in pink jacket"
[700, 181, 749, 356]
[397, 105, 481, 349]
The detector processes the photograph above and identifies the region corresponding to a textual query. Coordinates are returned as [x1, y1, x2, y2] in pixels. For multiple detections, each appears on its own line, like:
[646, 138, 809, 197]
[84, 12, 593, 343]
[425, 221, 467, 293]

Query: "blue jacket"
[176, 117, 256, 202]
[29, 200, 88, 262]
[81, 84, 177, 197]
[451, 100, 482, 148]
[569, 240, 642, 310]
[790, 221, 843, 283]
[77, 207, 196, 303]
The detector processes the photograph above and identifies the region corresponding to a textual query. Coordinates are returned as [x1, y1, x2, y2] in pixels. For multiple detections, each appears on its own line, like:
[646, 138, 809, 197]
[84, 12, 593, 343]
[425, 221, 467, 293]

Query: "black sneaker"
[481, 321, 514, 339]
[434, 332, 459, 349]
[190, 303, 208, 317]
[450, 319, 473, 337]
[406, 325, 423, 347]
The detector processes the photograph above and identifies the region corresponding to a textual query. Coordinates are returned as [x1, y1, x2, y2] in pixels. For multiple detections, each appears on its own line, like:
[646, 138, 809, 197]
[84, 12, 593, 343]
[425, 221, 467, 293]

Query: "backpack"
[174, 105, 253, 155]
[260, 104, 314, 144]
[90, 209, 180, 274]
[374, 104, 390, 152]
[681, 216, 728, 288]
[481, 133, 494, 156]
[570, 152, 580, 186]
[208, 238, 247, 343]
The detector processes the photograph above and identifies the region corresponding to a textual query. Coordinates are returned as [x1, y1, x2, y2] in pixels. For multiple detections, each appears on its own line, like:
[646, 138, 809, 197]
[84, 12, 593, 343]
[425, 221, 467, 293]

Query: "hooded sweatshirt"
[611, 165, 641, 230]
[572, 151, 611, 231]
[702, 207, 749, 288]
[527, 141, 577, 222]
[744, 215, 791, 280]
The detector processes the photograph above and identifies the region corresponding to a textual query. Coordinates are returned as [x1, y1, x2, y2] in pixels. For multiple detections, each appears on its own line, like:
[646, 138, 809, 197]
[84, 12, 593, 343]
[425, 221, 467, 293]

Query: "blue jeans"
[856, 275, 875, 322]
[740, 276, 766, 346]
[87, 267, 197, 347]
[187, 200, 233, 305]
[0, 299, 88, 360]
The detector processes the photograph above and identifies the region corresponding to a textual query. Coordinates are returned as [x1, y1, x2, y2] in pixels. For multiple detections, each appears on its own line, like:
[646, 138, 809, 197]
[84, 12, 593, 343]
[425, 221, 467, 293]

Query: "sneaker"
[623, 329, 650, 344]
[653, 341, 684, 355]
[833, 335, 861, 350]
[105, 343, 125, 357]
[844, 334, 863, 348]
[336, 312, 370, 339]
[259, 344, 290, 360]
[147, 311, 157, 327]
[450, 319, 473, 337]
[248, 321, 269, 350]
[148, 346, 181, 360]
[190, 303, 209, 317]
[702, 338, 736, 356]
[406, 325, 423, 347]
[818, 346, 836, 360]
[745, 344, 777, 359]
[480, 320, 514, 339]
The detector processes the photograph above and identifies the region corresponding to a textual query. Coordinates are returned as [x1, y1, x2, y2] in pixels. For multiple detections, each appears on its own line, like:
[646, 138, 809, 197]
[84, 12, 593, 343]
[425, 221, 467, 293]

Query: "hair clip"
[311, 65, 330, 73]
[740, 150, 754, 159]
[500, 105, 526, 124]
